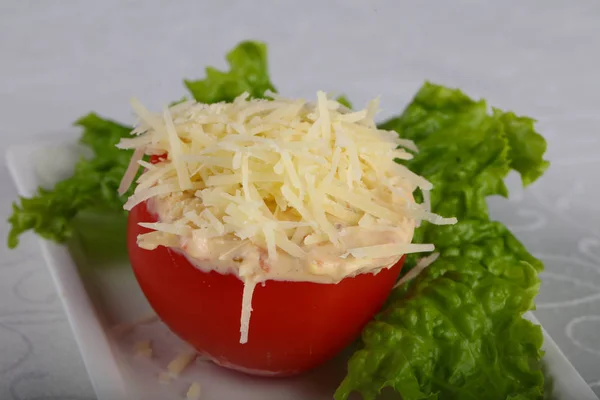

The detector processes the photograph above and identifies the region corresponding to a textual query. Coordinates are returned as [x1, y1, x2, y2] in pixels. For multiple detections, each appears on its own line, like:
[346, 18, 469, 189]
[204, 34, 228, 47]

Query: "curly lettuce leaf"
[184, 40, 277, 103]
[335, 83, 549, 400]
[336, 95, 353, 109]
[7, 114, 134, 248]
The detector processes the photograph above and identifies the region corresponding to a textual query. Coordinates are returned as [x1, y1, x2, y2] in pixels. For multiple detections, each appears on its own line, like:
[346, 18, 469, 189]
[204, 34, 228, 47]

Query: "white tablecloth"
[1, 1, 599, 398]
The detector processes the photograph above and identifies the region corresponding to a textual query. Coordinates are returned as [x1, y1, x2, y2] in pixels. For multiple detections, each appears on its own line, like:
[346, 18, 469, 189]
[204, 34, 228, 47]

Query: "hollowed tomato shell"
[128, 201, 404, 377]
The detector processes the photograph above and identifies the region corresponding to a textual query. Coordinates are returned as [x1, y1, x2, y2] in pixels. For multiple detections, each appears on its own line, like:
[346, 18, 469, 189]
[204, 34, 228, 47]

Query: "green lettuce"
[335, 83, 548, 400]
[184, 40, 277, 103]
[336, 95, 353, 109]
[7, 114, 134, 248]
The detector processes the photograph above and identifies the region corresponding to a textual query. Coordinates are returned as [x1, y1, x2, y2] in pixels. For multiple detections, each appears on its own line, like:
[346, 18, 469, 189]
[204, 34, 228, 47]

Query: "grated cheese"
[345, 243, 435, 259]
[239, 279, 257, 344]
[118, 91, 456, 344]
[118, 147, 145, 195]
[186, 382, 202, 400]
[164, 106, 193, 191]
[167, 351, 197, 377]
[133, 340, 153, 358]
[393, 252, 440, 289]
[158, 371, 172, 385]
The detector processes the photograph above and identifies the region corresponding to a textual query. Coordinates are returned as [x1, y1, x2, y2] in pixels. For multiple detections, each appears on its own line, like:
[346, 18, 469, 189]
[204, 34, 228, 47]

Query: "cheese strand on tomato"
[240, 279, 257, 344]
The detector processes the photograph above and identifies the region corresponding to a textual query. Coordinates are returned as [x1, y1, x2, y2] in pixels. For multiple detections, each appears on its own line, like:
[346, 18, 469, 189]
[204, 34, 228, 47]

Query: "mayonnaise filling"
[146, 194, 415, 283]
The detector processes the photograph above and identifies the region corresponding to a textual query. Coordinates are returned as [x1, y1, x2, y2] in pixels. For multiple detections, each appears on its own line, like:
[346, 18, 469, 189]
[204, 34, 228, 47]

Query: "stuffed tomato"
[118, 92, 451, 377]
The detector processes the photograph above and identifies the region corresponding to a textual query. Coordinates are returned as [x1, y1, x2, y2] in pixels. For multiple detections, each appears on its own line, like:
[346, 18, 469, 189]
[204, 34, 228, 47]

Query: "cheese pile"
[118, 92, 456, 264]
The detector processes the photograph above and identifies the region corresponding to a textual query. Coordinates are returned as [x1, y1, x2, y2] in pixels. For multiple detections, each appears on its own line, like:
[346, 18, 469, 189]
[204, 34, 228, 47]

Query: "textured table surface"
[1, 1, 600, 399]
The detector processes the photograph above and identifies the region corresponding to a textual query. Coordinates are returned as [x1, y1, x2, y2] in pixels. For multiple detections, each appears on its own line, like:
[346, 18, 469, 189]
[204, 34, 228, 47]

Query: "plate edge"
[5, 144, 134, 400]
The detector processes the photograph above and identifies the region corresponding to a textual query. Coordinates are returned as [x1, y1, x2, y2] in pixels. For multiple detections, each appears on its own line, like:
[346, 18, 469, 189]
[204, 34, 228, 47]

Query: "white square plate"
[6, 139, 599, 400]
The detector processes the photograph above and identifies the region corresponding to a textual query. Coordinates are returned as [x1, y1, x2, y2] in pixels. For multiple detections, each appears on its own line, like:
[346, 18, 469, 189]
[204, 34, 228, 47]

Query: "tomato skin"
[149, 154, 167, 164]
[128, 201, 404, 377]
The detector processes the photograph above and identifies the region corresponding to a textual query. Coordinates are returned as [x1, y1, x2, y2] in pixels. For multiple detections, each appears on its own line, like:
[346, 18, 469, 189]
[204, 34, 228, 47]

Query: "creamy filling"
[146, 195, 415, 283]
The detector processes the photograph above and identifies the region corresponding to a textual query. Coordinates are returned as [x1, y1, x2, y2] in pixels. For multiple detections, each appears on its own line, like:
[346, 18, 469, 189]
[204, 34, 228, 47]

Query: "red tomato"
[149, 154, 167, 164]
[128, 201, 404, 377]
